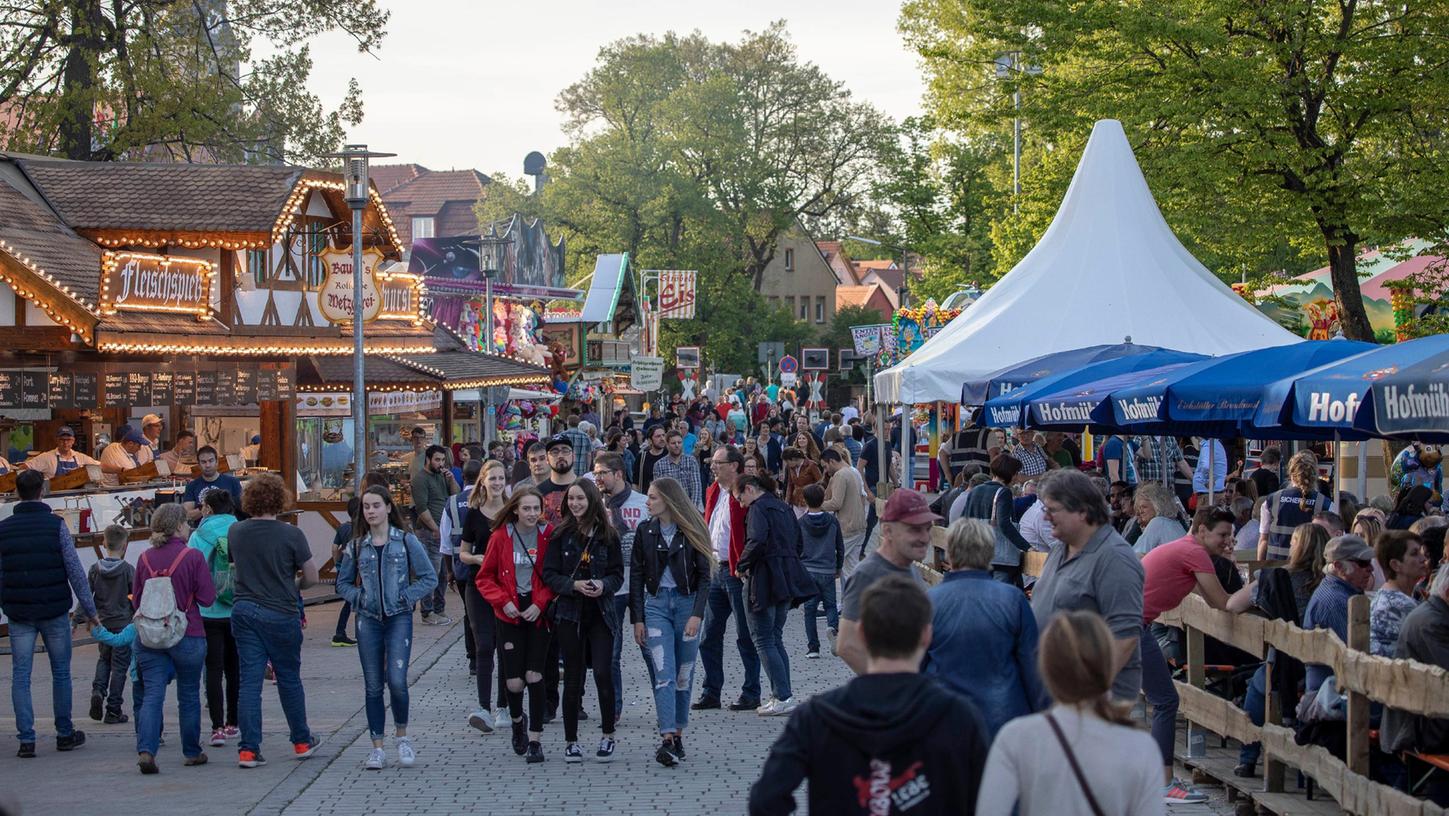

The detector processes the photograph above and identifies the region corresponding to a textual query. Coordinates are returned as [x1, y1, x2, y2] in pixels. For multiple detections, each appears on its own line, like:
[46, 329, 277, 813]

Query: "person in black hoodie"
[541, 479, 624, 763]
[737, 475, 820, 717]
[749, 573, 989, 815]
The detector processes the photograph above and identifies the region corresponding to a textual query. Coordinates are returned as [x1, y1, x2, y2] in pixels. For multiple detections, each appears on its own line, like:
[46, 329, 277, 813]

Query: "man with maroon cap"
[835, 489, 935, 673]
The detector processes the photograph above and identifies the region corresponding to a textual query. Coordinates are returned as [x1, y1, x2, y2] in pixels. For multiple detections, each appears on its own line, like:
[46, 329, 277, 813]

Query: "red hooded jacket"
[475, 522, 554, 625]
[704, 481, 747, 576]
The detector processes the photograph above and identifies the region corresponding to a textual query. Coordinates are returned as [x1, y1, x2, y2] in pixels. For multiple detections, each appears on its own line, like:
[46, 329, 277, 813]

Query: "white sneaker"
[365, 747, 385, 770]
[757, 697, 779, 715]
[494, 709, 510, 729]
[827, 628, 838, 655]
[805, 650, 821, 659]
[468, 709, 495, 734]
[396, 736, 416, 767]
[760, 697, 798, 716]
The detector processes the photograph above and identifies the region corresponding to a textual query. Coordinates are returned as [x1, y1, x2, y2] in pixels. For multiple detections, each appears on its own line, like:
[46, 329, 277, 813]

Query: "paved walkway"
[1, 598, 1235, 815]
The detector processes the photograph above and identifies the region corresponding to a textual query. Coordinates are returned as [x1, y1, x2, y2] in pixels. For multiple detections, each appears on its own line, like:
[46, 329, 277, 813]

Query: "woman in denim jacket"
[334, 486, 437, 771]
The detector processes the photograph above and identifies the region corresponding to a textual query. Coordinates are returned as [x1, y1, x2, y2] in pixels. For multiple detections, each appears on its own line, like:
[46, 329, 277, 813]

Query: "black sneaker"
[17, 743, 35, 759]
[331, 635, 357, 647]
[692, 695, 721, 711]
[511, 718, 528, 756]
[103, 711, 130, 725]
[563, 742, 583, 763]
[138, 751, 158, 774]
[56, 731, 86, 752]
[596, 737, 616, 762]
[578, 708, 589, 720]
[671, 734, 686, 761]
[728, 697, 760, 711]
[525, 740, 545, 764]
[89, 695, 104, 721]
[1233, 763, 1256, 778]
[655, 739, 680, 768]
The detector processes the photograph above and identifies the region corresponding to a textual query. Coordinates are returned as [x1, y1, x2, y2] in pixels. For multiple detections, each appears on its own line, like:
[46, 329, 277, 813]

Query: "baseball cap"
[141, 413, 163, 428]
[122, 428, 147, 445]
[545, 435, 573, 452]
[1325, 534, 1374, 564]
[56, 426, 75, 438]
[880, 489, 941, 525]
[251, 434, 261, 444]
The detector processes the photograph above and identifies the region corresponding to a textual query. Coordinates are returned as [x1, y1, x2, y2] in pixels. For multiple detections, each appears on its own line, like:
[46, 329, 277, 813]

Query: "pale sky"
[301, 0, 925, 174]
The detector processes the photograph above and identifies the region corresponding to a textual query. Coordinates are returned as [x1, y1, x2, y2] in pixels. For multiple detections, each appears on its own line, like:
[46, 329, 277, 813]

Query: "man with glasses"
[593, 452, 654, 720]
[1300, 535, 1376, 714]
[694, 446, 762, 711]
[539, 436, 579, 528]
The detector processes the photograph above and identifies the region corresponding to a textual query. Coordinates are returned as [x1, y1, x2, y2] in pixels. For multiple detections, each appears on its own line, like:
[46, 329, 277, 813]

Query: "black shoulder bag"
[1045, 712, 1106, 816]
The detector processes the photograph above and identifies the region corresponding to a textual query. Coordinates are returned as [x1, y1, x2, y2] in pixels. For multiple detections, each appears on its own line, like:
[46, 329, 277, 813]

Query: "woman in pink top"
[1139, 507, 1252, 803]
[131, 503, 217, 773]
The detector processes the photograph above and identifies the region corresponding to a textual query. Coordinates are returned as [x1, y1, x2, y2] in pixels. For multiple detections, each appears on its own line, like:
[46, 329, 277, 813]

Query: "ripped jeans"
[356, 612, 412, 740]
[643, 586, 703, 736]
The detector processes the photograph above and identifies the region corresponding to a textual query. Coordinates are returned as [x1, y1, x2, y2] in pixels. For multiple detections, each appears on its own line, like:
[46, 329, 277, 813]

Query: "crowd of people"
[4, 381, 1449, 813]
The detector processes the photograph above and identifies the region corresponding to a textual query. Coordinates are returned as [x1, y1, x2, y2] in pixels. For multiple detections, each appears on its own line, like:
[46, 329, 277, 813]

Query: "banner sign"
[99, 251, 212, 319]
[850, 324, 889, 357]
[657, 270, 698, 319]
[317, 246, 385, 324]
[631, 356, 665, 391]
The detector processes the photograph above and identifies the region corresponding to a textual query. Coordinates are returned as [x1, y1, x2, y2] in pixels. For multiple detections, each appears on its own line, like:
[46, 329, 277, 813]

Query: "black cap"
[545, 435, 572, 452]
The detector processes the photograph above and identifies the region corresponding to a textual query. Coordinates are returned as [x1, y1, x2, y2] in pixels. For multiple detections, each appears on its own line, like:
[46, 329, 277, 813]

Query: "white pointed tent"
[874, 119, 1300, 405]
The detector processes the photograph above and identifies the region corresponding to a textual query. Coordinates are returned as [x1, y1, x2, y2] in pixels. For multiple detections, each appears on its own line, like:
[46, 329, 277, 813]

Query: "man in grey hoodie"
[797, 484, 843, 659]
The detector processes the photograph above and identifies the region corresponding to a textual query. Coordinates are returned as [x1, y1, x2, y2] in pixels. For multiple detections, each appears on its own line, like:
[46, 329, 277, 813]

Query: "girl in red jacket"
[475, 487, 554, 763]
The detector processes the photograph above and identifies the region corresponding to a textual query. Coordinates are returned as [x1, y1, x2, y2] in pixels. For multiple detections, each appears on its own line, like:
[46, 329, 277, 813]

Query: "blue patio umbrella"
[1026, 362, 1199, 429]
[960, 341, 1178, 405]
[982, 349, 1210, 427]
[1271, 334, 1449, 436]
[1370, 351, 1449, 437]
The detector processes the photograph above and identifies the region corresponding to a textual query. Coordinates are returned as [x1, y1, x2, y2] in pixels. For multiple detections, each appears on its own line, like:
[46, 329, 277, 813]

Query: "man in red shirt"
[1140, 507, 1253, 802]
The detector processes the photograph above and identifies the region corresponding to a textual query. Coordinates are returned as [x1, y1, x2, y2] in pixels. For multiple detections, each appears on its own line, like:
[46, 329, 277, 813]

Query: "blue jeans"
[416, 531, 445, 616]
[802, 572, 838, 653]
[356, 613, 412, 740]
[8, 614, 74, 744]
[1239, 664, 1268, 766]
[136, 635, 207, 757]
[1140, 625, 1178, 768]
[644, 587, 702, 735]
[698, 572, 760, 702]
[232, 600, 312, 752]
[611, 594, 655, 719]
[748, 600, 792, 701]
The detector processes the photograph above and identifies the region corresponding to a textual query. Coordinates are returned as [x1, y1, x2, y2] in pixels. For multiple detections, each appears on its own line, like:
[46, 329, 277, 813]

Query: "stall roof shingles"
[20, 159, 304, 233]
[0, 167, 103, 304]
[395, 351, 550, 384]
[311, 354, 439, 386]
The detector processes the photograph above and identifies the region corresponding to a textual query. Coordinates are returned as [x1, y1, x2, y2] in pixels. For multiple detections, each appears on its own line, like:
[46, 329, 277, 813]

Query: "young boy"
[797, 484, 843, 658]
[88, 525, 135, 723]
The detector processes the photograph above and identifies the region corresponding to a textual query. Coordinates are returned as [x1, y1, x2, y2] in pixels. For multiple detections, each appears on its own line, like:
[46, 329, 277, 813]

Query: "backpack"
[133, 547, 194, 649]
[207, 532, 235, 607]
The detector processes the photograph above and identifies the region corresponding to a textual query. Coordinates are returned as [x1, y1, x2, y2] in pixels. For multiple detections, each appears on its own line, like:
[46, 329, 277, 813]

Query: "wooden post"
[874, 403, 889, 499]
[1264, 655, 1286, 793]
[441, 389, 455, 447]
[1185, 623, 1206, 758]
[1345, 593, 1371, 777]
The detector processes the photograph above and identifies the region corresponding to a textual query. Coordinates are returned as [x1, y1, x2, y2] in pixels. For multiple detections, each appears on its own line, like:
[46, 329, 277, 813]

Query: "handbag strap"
[1045, 712, 1106, 816]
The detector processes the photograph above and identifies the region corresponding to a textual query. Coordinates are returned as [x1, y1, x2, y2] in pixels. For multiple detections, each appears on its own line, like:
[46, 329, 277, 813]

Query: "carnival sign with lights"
[99, 252, 213, 319]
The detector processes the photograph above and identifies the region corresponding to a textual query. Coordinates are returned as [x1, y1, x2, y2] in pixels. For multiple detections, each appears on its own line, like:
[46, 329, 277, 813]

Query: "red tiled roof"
[384, 170, 489, 218]
[370, 163, 427, 195]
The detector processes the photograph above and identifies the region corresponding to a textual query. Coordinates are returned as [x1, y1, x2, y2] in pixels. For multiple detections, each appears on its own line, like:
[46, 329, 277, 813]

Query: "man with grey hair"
[1382, 565, 1449, 798]
[1298, 534, 1375, 717]
[924, 518, 1047, 736]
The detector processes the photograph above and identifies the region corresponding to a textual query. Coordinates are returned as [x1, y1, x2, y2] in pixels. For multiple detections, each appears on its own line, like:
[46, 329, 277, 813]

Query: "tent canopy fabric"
[983, 348, 1209, 428]
[961, 342, 1174, 405]
[1277, 334, 1449, 435]
[873, 119, 1300, 405]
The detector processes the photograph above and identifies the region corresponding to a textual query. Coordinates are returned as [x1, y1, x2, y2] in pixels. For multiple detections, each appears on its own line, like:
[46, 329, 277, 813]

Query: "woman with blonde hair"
[976, 610, 1162, 815]
[1131, 483, 1185, 555]
[457, 458, 510, 732]
[629, 477, 716, 766]
[1258, 450, 1333, 560]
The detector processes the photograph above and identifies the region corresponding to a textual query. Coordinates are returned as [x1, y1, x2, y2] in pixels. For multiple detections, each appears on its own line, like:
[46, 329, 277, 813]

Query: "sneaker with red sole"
[1162, 779, 1208, 804]
[237, 750, 267, 768]
[293, 737, 322, 759]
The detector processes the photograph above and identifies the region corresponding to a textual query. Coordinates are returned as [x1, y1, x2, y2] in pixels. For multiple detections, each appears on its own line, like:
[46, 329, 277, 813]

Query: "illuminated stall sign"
[99, 252, 213, 319]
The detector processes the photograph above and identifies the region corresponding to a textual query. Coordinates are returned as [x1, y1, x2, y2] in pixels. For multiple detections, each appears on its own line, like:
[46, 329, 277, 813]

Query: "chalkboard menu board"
[234, 368, 257, 405]
[125, 371, 151, 405]
[257, 370, 277, 401]
[49, 372, 73, 409]
[150, 371, 174, 406]
[172, 371, 195, 404]
[0, 370, 20, 408]
[102, 372, 127, 404]
[20, 371, 46, 409]
[73, 373, 97, 407]
[274, 367, 295, 400]
[215, 369, 236, 406]
[194, 371, 216, 405]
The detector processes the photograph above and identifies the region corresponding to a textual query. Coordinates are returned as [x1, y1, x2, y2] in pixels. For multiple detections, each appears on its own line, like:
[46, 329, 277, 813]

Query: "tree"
[899, 0, 1449, 340]
[0, 0, 386, 162]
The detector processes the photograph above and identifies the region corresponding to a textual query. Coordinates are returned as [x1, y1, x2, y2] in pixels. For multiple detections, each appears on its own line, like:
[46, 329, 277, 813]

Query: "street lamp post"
[995, 53, 1041, 214]
[325, 144, 394, 493]
[476, 226, 508, 353]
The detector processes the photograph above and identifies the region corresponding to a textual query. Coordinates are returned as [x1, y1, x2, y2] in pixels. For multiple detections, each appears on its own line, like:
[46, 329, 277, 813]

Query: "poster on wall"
[540, 322, 583, 369]
[631, 356, 665, 391]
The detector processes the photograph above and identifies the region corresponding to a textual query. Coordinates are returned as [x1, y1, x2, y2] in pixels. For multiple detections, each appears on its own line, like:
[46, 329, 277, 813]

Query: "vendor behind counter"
[23, 426, 100, 479]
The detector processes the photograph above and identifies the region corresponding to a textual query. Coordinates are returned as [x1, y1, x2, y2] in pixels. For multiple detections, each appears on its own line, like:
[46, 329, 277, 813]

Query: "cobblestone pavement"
[2, 598, 1236, 815]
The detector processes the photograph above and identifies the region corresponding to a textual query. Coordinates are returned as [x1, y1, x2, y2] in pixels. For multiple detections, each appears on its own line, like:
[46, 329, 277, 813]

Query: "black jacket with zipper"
[628, 517, 712, 624]
[541, 523, 624, 634]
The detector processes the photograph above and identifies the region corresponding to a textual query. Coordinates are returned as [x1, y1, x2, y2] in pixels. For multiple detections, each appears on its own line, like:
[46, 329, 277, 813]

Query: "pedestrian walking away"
[228, 472, 322, 768]
[748, 574, 989, 815]
[0, 469, 100, 759]
[476, 487, 555, 763]
[976, 610, 1165, 816]
[629, 477, 716, 766]
[796, 484, 842, 658]
[187, 490, 240, 747]
[735, 475, 819, 717]
[334, 486, 438, 770]
[541, 480, 625, 763]
[131, 503, 217, 773]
